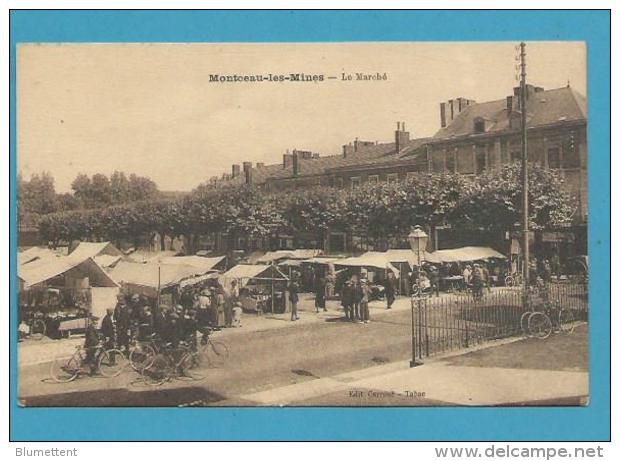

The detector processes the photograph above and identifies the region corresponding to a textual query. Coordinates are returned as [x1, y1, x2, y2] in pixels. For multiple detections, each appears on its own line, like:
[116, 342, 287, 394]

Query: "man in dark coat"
[384, 271, 397, 309]
[340, 280, 353, 320]
[114, 295, 131, 355]
[84, 314, 101, 375]
[100, 307, 117, 351]
[314, 276, 327, 313]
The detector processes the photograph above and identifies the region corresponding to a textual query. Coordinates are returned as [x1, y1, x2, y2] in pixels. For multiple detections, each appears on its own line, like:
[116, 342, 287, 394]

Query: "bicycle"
[520, 285, 576, 339]
[49, 343, 128, 383]
[140, 341, 205, 386]
[196, 327, 229, 368]
[505, 273, 523, 287]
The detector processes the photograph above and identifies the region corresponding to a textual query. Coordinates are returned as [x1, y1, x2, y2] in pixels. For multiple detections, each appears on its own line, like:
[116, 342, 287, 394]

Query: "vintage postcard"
[15, 41, 588, 408]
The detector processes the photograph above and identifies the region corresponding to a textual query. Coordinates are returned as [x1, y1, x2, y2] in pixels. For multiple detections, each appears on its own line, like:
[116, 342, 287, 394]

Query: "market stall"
[219, 264, 289, 313]
[18, 254, 119, 338]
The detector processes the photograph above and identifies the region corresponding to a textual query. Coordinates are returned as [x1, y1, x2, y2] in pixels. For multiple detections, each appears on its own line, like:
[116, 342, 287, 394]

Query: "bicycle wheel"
[180, 352, 207, 381]
[31, 319, 47, 340]
[559, 309, 576, 334]
[528, 312, 552, 339]
[97, 348, 129, 377]
[141, 353, 171, 386]
[520, 311, 533, 336]
[49, 355, 80, 383]
[203, 340, 229, 367]
[129, 343, 156, 372]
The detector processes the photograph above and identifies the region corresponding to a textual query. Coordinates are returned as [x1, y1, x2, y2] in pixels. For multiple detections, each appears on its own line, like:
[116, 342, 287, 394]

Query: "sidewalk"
[240, 324, 588, 406]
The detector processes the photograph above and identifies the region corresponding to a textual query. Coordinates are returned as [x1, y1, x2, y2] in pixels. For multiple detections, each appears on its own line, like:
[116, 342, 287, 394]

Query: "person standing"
[350, 275, 361, 322]
[340, 280, 353, 320]
[101, 307, 117, 351]
[360, 278, 371, 324]
[482, 264, 491, 293]
[114, 295, 131, 355]
[314, 276, 327, 313]
[84, 313, 101, 375]
[384, 271, 397, 309]
[289, 279, 300, 321]
[429, 266, 440, 297]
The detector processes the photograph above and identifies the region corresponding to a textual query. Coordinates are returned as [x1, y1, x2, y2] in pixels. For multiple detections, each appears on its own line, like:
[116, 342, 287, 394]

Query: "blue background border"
[9, 10, 611, 441]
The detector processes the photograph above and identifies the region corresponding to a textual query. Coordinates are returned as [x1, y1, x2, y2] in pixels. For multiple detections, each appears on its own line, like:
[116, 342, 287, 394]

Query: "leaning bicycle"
[49, 343, 128, 383]
[520, 285, 576, 339]
[140, 341, 206, 386]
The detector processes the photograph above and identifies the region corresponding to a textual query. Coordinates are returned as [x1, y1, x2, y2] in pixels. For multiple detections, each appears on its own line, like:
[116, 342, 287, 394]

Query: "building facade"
[208, 84, 587, 258]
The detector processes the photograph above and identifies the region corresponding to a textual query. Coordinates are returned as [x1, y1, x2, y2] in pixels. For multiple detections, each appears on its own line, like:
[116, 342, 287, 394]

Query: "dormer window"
[474, 117, 486, 134]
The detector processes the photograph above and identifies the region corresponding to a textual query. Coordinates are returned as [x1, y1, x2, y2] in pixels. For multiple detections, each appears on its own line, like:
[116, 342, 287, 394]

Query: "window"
[510, 150, 522, 163]
[350, 177, 361, 189]
[446, 149, 456, 172]
[367, 175, 379, 185]
[457, 146, 475, 174]
[562, 135, 580, 168]
[474, 118, 486, 133]
[387, 173, 399, 184]
[334, 177, 344, 188]
[475, 146, 487, 174]
[547, 147, 561, 169]
[431, 150, 445, 173]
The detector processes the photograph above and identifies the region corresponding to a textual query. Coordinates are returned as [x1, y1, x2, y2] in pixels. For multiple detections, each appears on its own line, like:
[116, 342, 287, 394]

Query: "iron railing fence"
[412, 282, 587, 360]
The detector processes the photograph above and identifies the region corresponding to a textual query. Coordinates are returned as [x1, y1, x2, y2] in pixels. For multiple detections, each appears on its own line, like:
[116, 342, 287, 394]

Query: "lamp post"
[408, 225, 428, 367]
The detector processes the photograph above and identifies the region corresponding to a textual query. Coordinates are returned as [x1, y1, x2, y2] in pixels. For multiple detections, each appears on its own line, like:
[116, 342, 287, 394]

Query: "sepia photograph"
[15, 41, 589, 408]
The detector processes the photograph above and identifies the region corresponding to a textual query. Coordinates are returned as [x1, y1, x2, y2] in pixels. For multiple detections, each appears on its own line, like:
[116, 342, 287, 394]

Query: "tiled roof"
[433, 86, 586, 140]
[220, 138, 429, 186]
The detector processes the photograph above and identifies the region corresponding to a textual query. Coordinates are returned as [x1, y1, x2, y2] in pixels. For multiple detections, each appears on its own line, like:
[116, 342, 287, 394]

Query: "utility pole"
[519, 42, 530, 291]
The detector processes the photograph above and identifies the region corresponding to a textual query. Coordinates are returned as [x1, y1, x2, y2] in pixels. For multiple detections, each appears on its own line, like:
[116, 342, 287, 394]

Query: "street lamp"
[408, 225, 428, 367]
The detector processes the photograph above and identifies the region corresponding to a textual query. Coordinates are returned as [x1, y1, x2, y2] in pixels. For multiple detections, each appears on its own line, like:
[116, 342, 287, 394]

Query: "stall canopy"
[159, 255, 226, 272]
[68, 241, 124, 260]
[94, 254, 123, 269]
[18, 247, 66, 266]
[110, 261, 218, 292]
[424, 246, 506, 264]
[335, 253, 401, 277]
[256, 249, 323, 264]
[220, 264, 289, 288]
[18, 255, 118, 289]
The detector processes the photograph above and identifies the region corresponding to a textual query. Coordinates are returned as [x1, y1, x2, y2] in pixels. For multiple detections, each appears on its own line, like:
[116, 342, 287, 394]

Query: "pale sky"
[17, 42, 586, 192]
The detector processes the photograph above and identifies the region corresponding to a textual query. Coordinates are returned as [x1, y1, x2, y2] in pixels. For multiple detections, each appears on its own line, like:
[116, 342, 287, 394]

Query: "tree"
[452, 164, 576, 232]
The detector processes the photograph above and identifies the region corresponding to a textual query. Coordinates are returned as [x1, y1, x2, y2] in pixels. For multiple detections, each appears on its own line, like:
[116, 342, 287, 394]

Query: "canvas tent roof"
[18, 255, 118, 289]
[18, 247, 66, 266]
[424, 246, 506, 264]
[220, 264, 289, 281]
[256, 249, 323, 264]
[335, 253, 401, 277]
[94, 254, 123, 269]
[159, 255, 226, 272]
[110, 261, 216, 290]
[69, 241, 123, 260]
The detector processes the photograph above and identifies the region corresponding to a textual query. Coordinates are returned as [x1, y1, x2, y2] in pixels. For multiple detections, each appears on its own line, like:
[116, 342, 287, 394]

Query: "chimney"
[292, 151, 300, 176]
[232, 164, 241, 178]
[440, 102, 447, 128]
[283, 153, 294, 169]
[243, 162, 253, 185]
[395, 121, 410, 153]
[343, 143, 354, 158]
[256, 162, 265, 169]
